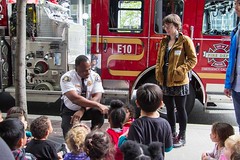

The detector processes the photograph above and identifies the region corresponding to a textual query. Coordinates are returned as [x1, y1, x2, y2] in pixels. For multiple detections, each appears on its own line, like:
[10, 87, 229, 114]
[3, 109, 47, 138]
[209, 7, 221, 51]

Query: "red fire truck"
[0, 0, 236, 116]
[90, 0, 236, 116]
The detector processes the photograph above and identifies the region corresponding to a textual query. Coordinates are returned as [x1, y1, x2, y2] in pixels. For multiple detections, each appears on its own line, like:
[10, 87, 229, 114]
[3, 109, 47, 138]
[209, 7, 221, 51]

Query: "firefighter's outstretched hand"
[224, 88, 232, 98]
[71, 109, 84, 124]
[98, 104, 109, 114]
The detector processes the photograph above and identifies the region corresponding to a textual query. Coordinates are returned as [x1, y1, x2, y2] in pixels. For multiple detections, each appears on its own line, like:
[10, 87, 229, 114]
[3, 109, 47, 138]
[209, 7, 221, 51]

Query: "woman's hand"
[224, 88, 231, 98]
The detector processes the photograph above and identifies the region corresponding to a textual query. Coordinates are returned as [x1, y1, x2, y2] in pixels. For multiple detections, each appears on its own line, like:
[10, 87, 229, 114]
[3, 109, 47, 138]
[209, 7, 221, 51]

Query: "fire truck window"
[202, 0, 236, 36]
[154, 0, 184, 34]
[109, 0, 143, 33]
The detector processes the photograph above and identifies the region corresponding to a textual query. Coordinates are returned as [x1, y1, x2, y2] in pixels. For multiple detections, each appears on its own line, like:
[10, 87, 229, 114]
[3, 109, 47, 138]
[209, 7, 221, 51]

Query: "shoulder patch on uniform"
[62, 76, 71, 82]
[95, 75, 101, 82]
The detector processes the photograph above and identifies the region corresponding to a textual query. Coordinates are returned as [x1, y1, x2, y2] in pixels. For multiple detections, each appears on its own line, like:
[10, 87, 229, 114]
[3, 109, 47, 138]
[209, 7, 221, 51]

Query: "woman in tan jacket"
[155, 14, 197, 148]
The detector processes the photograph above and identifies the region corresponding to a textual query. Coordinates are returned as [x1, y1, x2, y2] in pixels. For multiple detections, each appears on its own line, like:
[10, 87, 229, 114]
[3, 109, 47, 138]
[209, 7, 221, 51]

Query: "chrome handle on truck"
[190, 26, 194, 39]
[155, 42, 159, 50]
[195, 43, 200, 55]
[103, 39, 107, 53]
[96, 23, 100, 53]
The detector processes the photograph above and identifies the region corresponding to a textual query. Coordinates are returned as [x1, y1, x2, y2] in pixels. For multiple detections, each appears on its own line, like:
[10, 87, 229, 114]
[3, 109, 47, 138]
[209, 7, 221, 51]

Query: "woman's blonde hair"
[66, 123, 90, 154]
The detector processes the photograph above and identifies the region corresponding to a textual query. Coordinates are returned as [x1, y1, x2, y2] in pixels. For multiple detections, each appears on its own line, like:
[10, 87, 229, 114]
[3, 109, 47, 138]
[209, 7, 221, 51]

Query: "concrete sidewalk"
[6, 114, 238, 160]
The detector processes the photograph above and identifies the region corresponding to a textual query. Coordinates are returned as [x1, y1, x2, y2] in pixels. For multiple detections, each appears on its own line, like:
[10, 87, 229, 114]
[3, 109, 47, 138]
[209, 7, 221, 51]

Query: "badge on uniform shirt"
[62, 76, 71, 82]
[174, 50, 181, 56]
[87, 80, 92, 86]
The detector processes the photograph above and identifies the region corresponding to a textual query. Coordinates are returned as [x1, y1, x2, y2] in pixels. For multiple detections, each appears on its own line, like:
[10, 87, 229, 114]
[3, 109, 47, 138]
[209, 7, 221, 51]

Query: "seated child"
[231, 140, 240, 160]
[201, 122, 234, 160]
[120, 140, 164, 160]
[25, 115, 63, 160]
[0, 118, 36, 160]
[7, 106, 32, 138]
[64, 123, 90, 160]
[0, 137, 15, 160]
[123, 103, 135, 128]
[84, 129, 115, 160]
[219, 135, 240, 160]
[7, 106, 27, 119]
[127, 83, 173, 157]
[6, 113, 32, 143]
[106, 99, 128, 160]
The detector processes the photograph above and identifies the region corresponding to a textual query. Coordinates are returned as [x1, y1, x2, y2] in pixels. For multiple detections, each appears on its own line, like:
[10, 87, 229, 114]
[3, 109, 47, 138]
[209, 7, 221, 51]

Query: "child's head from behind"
[0, 118, 26, 150]
[6, 113, 28, 130]
[231, 141, 240, 160]
[224, 135, 240, 160]
[210, 122, 234, 147]
[84, 129, 115, 160]
[108, 99, 126, 128]
[30, 116, 53, 139]
[7, 106, 27, 120]
[66, 123, 90, 154]
[136, 83, 163, 112]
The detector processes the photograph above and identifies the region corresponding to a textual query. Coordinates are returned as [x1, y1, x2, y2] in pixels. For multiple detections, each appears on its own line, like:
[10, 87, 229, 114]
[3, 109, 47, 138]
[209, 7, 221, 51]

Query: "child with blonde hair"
[201, 122, 234, 160]
[64, 123, 91, 160]
[219, 135, 240, 160]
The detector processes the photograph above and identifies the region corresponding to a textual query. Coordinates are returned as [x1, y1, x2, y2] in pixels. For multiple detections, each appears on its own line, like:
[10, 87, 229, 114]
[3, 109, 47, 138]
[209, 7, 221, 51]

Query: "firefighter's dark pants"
[61, 103, 104, 139]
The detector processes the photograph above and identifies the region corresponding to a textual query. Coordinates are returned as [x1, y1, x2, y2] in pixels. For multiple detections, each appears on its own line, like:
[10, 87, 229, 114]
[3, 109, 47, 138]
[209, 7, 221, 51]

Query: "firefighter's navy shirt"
[60, 69, 104, 111]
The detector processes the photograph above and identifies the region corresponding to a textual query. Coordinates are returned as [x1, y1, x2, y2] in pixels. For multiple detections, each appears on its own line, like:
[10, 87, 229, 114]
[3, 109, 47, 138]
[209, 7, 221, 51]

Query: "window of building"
[202, 0, 236, 36]
[109, 0, 143, 33]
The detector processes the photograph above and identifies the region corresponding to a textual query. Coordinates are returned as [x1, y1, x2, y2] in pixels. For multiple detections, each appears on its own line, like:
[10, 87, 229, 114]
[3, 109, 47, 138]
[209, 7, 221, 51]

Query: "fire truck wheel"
[158, 83, 196, 119]
[33, 82, 54, 91]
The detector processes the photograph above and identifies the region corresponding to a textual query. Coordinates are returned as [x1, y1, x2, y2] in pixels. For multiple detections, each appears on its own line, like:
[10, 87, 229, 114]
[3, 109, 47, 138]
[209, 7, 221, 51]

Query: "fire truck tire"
[33, 82, 54, 91]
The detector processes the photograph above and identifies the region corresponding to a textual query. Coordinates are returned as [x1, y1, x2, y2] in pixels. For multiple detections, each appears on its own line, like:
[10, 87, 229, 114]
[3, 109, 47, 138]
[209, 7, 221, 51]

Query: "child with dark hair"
[84, 129, 115, 160]
[6, 113, 28, 130]
[64, 123, 90, 160]
[127, 83, 173, 157]
[0, 137, 15, 160]
[201, 122, 234, 160]
[106, 99, 128, 160]
[120, 140, 164, 160]
[7, 106, 27, 120]
[7, 106, 32, 139]
[0, 118, 36, 160]
[25, 116, 63, 160]
[6, 113, 32, 143]
[123, 103, 135, 128]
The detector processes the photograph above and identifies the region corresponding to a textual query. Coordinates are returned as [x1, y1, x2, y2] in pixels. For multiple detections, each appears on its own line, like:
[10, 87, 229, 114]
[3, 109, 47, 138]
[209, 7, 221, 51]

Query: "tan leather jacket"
[155, 33, 197, 87]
